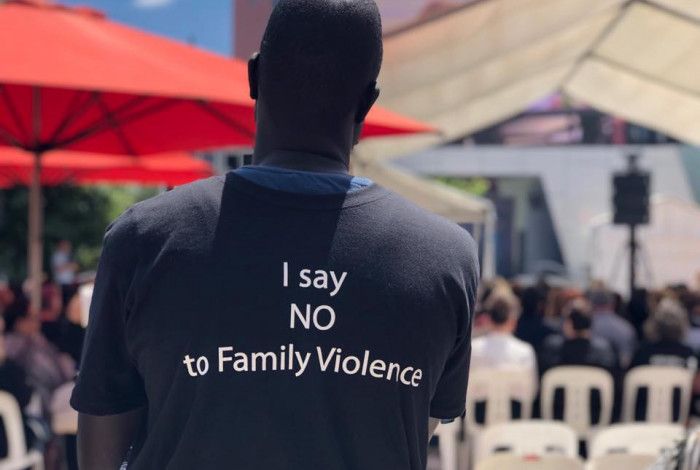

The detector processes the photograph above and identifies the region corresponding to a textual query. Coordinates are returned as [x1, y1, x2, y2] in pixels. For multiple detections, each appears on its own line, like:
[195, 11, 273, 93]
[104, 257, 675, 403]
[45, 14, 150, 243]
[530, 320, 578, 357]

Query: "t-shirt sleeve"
[70, 208, 147, 416]
[429, 237, 479, 420]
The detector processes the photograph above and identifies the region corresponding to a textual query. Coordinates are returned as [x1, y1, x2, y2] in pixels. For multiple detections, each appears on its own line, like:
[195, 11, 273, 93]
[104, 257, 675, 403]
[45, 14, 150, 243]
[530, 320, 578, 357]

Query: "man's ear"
[355, 81, 380, 124]
[248, 52, 260, 100]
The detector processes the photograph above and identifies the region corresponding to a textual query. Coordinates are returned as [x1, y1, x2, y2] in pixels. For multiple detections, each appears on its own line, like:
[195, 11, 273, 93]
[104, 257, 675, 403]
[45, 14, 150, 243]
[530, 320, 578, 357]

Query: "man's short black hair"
[258, 0, 383, 126]
[569, 308, 592, 332]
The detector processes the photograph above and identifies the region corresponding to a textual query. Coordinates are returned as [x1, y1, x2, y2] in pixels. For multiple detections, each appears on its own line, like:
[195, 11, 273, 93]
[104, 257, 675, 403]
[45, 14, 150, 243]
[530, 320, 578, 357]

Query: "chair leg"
[438, 421, 460, 470]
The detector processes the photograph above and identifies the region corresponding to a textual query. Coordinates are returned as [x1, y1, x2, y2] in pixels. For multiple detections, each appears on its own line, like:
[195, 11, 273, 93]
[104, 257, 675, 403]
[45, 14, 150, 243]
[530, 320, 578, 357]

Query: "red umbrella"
[0, 0, 433, 311]
[0, 148, 213, 188]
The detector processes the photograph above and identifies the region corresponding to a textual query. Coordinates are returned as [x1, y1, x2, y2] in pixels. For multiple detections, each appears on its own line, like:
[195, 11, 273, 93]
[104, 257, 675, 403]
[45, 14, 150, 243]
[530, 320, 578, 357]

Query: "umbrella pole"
[28, 151, 43, 316]
[28, 86, 44, 317]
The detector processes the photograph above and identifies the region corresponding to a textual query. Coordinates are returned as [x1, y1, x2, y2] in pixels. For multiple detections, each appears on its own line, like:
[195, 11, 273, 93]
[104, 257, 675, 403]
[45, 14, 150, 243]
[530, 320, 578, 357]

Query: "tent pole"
[28, 87, 43, 317]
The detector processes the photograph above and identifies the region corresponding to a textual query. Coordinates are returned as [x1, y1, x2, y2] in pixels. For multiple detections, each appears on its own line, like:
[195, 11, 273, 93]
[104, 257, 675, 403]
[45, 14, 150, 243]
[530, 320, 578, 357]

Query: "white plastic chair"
[434, 419, 461, 470]
[589, 423, 684, 459]
[623, 365, 693, 424]
[466, 369, 536, 432]
[476, 454, 584, 470]
[50, 382, 78, 435]
[0, 391, 44, 470]
[475, 420, 578, 464]
[78, 282, 94, 327]
[680, 427, 700, 470]
[540, 366, 614, 439]
[586, 454, 657, 470]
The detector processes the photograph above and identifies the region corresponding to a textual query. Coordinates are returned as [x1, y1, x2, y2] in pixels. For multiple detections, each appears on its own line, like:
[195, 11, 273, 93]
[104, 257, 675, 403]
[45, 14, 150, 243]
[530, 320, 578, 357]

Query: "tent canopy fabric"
[376, 0, 700, 153]
[354, 160, 492, 224]
[0, 148, 213, 188]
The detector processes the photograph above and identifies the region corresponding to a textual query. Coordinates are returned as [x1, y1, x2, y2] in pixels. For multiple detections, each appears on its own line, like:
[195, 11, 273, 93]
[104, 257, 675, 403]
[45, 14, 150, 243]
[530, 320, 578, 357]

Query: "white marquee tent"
[371, 0, 700, 154]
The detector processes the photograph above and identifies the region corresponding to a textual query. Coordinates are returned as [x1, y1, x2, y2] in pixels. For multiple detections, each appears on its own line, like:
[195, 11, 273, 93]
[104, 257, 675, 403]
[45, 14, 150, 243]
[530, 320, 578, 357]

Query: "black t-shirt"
[71, 172, 479, 470]
[539, 335, 618, 373]
[630, 340, 698, 369]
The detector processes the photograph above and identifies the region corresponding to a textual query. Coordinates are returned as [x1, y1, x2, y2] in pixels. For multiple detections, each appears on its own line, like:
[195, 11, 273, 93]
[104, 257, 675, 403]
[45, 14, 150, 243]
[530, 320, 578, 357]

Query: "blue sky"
[62, 0, 232, 56]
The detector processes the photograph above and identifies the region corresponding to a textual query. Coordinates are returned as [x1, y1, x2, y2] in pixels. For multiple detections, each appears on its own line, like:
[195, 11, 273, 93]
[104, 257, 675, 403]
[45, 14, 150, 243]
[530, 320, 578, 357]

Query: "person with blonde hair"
[631, 298, 697, 370]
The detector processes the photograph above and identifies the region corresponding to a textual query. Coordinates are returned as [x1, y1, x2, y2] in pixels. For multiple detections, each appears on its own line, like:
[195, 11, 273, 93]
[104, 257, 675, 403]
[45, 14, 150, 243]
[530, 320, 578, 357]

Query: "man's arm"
[78, 408, 145, 470]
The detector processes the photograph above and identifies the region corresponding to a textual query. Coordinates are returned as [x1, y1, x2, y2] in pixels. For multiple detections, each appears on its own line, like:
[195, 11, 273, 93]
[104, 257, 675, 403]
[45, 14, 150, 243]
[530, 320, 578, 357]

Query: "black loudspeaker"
[613, 171, 650, 225]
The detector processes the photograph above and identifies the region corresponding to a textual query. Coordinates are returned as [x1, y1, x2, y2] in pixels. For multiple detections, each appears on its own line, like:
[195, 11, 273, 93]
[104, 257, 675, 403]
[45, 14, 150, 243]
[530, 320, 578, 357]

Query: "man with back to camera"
[71, 1, 479, 468]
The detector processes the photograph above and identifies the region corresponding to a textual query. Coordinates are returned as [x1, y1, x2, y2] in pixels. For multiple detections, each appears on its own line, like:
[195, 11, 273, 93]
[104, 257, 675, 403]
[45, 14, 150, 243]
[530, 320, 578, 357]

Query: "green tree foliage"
[433, 177, 491, 197]
[0, 185, 156, 281]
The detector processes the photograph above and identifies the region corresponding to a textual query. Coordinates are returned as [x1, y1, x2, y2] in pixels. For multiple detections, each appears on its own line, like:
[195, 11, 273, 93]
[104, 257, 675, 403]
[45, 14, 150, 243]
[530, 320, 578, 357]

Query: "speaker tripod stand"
[609, 223, 655, 294]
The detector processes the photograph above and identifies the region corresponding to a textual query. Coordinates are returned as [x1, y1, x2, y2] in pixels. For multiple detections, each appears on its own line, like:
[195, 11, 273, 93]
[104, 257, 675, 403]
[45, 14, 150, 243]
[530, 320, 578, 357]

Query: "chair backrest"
[50, 381, 78, 435]
[475, 420, 578, 463]
[540, 366, 614, 438]
[475, 454, 584, 470]
[79, 282, 94, 327]
[0, 390, 30, 462]
[589, 423, 685, 459]
[466, 368, 535, 431]
[681, 427, 700, 470]
[587, 454, 657, 470]
[434, 420, 460, 470]
[623, 365, 693, 423]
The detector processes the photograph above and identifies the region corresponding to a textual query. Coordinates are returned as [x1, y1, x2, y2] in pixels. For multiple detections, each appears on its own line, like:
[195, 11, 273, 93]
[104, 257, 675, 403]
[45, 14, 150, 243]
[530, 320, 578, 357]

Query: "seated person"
[631, 298, 697, 370]
[515, 284, 557, 352]
[629, 298, 699, 422]
[0, 317, 35, 458]
[540, 301, 617, 424]
[4, 301, 76, 415]
[588, 287, 637, 368]
[471, 294, 537, 421]
[540, 300, 617, 374]
[472, 294, 537, 384]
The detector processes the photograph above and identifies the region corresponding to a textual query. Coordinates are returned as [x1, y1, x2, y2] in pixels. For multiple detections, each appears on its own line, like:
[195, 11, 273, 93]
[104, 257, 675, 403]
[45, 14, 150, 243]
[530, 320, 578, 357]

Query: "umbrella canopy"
[0, 148, 213, 188]
[0, 0, 432, 155]
[0, 0, 433, 311]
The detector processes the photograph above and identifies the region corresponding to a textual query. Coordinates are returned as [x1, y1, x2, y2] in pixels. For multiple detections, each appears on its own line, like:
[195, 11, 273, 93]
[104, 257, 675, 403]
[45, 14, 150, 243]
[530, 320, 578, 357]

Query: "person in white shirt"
[51, 239, 78, 287]
[471, 294, 538, 391]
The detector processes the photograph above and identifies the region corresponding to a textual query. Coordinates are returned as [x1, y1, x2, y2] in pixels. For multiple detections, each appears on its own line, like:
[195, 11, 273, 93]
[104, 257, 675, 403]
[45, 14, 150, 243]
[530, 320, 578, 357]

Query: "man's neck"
[253, 150, 350, 174]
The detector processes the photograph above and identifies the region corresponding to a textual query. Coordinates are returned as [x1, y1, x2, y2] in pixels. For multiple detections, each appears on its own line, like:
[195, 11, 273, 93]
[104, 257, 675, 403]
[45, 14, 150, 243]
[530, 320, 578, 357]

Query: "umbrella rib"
[0, 85, 29, 145]
[54, 98, 179, 149]
[46, 91, 100, 145]
[95, 94, 137, 156]
[196, 101, 254, 138]
[0, 124, 23, 147]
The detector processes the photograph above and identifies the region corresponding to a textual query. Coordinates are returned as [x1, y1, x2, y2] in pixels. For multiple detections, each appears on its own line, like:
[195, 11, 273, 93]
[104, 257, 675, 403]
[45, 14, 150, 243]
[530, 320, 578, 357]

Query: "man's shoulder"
[508, 335, 536, 355]
[103, 176, 225, 254]
[590, 335, 615, 353]
[543, 334, 565, 350]
[607, 313, 635, 337]
[133, 176, 225, 219]
[471, 335, 487, 350]
[125, 176, 225, 230]
[378, 187, 479, 258]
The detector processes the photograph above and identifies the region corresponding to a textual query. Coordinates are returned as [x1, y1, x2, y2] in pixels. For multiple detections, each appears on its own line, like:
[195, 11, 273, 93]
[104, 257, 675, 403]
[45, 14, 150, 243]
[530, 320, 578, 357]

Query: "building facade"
[233, 0, 279, 60]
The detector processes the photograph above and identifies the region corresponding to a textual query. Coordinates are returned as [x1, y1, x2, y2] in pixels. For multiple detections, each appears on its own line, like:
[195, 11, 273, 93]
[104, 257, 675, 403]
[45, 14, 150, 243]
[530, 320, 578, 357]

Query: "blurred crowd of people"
[0, 239, 91, 470]
[472, 275, 700, 423]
